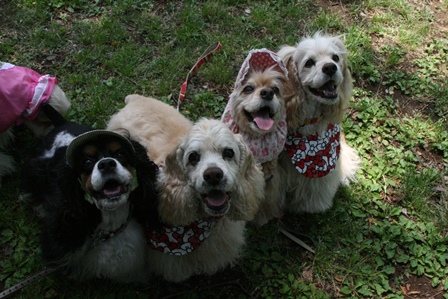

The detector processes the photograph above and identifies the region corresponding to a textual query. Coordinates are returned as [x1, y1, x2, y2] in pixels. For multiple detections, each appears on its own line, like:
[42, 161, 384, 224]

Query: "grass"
[1, 0, 447, 298]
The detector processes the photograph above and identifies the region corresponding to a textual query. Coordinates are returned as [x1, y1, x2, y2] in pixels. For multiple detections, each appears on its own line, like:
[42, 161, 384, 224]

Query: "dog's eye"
[332, 54, 340, 62]
[304, 59, 315, 68]
[188, 152, 200, 166]
[243, 86, 254, 93]
[82, 158, 95, 170]
[222, 148, 234, 160]
[272, 86, 280, 94]
[115, 152, 128, 164]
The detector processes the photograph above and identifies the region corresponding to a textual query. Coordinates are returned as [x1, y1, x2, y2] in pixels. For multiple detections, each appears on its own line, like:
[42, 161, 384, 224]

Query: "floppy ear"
[129, 140, 160, 229]
[229, 135, 265, 222]
[278, 46, 305, 130]
[333, 36, 353, 122]
[157, 144, 197, 225]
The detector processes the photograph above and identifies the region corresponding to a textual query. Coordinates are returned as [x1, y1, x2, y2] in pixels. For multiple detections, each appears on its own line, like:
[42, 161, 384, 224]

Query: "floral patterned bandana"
[145, 218, 218, 255]
[284, 123, 341, 178]
[221, 49, 288, 163]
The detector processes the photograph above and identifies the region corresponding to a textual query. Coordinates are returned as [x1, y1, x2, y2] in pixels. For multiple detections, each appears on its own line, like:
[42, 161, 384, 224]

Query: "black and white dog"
[21, 106, 159, 283]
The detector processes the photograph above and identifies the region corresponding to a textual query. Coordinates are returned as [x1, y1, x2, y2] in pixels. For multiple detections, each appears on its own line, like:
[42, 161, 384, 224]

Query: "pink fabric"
[222, 100, 287, 163]
[0, 62, 57, 132]
[234, 48, 288, 90]
[222, 49, 289, 163]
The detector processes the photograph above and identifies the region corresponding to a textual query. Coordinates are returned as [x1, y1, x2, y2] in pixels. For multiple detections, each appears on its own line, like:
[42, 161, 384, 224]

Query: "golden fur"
[277, 32, 361, 213]
[224, 68, 287, 225]
[107, 95, 265, 282]
[106, 94, 192, 166]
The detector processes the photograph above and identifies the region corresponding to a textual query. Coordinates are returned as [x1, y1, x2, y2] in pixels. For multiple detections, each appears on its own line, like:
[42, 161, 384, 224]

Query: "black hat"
[66, 130, 135, 168]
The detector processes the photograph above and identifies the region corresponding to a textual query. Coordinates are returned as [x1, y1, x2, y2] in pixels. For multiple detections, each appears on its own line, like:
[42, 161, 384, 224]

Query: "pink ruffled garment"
[0, 62, 57, 132]
[221, 49, 289, 163]
[222, 101, 287, 163]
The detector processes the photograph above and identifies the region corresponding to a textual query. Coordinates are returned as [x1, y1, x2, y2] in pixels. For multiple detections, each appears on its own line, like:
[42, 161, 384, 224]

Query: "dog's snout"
[322, 63, 337, 76]
[260, 88, 274, 101]
[98, 158, 117, 173]
[203, 167, 224, 185]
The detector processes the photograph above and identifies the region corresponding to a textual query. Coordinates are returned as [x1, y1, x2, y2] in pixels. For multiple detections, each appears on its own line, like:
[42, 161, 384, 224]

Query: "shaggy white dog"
[277, 33, 361, 213]
[107, 95, 265, 282]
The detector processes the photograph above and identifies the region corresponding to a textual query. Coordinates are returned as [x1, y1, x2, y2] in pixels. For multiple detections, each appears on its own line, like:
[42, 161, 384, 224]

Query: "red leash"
[177, 41, 222, 110]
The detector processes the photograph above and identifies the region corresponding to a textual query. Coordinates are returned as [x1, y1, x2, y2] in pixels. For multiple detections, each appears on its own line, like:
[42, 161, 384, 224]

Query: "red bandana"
[284, 124, 341, 178]
[145, 218, 218, 256]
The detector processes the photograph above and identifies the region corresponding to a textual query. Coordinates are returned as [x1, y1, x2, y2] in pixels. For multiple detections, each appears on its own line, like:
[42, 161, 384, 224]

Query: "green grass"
[1, 0, 447, 298]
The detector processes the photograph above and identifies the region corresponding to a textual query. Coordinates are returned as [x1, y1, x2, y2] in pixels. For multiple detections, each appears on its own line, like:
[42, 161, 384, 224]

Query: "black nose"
[203, 167, 224, 185]
[98, 158, 117, 173]
[322, 63, 337, 76]
[260, 88, 274, 101]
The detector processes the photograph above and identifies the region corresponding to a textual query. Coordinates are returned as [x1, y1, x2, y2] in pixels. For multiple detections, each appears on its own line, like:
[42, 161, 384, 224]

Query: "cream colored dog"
[221, 49, 288, 226]
[107, 95, 265, 282]
[277, 33, 361, 213]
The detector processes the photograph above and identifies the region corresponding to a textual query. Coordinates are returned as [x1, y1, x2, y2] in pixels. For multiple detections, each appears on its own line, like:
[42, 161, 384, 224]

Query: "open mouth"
[96, 179, 129, 200]
[202, 189, 230, 216]
[245, 106, 275, 131]
[309, 81, 338, 99]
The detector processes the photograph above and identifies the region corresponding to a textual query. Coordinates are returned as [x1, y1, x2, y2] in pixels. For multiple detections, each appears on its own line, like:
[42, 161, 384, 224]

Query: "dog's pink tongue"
[103, 185, 122, 196]
[253, 116, 274, 131]
[206, 192, 228, 207]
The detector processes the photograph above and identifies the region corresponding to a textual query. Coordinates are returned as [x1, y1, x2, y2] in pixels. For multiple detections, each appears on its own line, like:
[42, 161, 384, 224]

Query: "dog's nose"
[260, 88, 274, 101]
[203, 167, 224, 185]
[322, 63, 337, 76]
[98, 158, 117, 173]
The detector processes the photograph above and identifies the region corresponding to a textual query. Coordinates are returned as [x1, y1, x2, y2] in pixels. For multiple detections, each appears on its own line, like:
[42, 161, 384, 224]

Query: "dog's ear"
[278, 46, 304, 130]
[163, 145, 186, 182]
[229, 135, 265, 222]
[333, 36, 353, 122]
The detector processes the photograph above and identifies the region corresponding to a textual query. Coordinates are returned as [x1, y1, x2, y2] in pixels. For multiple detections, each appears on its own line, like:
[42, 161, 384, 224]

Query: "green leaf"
[339, 286, 351, 295]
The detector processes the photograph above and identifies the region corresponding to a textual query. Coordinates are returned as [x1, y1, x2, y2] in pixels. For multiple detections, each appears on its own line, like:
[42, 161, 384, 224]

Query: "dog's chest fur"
[68, 217, 147, 282]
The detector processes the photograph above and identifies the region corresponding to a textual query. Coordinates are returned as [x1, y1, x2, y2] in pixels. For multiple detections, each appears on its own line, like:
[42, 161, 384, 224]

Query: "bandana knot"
[284, 123, 341, 178]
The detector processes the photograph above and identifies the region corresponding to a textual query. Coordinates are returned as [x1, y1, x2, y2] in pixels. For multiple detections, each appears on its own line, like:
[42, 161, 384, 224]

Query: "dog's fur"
[0, 79, 71, 187]
[21, 107, 159, 282]
[277, 32, 361, 213]
[107, 95, 265, 282]
[107, 94, 192, 166]
[224, 68, 287, 225]
[0, 129, 15, 187]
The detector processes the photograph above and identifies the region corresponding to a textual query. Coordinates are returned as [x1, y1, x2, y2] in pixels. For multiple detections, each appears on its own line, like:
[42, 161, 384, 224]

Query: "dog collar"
[222, 100, 287, 164]
[303, 115, 323, 126]
[284, 123, 341, 178]
[91, 206, 133, 246]
[145, 218, 219, 256]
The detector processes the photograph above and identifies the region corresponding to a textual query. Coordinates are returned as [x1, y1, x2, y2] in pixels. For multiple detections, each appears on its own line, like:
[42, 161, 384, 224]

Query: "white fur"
[42, 131, 75, 158]
[107, 96, 265, 282]
[65, 208, 148, 283]
[278, 33, 361, 213]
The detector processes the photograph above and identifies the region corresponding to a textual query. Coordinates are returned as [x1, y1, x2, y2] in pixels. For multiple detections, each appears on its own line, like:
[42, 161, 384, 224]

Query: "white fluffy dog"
[277, 33, 361, 213]
[107, 95, 265, 282]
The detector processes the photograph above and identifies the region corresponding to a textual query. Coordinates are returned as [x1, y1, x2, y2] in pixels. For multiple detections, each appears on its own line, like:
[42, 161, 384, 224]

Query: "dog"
[0, 62, 71, 187]
[107, 95, 265, 282]
[0, 130, 15, 187]
[21, 106, 159, 282]
[221, 49, 288, 225]
[277, 32, 361, 213]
